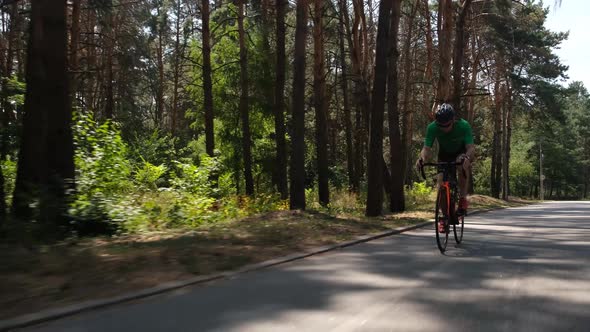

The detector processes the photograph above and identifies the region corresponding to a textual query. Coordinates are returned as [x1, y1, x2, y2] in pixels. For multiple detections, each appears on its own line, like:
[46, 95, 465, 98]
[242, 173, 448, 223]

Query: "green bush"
[405, 181, 434, 207]
[134, 160, 167, 190]
[1, 156, 16, 208]
[473, 157, 492, 196]
[70, 112, 132, 227]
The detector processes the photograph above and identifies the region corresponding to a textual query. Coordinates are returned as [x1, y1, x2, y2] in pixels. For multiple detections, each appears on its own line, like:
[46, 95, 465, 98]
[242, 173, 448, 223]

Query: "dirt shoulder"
[0, 195, 531, 320]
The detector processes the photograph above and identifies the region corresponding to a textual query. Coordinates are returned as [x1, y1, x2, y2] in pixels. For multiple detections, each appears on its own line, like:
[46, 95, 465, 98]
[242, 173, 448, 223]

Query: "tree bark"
[13, 0, 74, 235]
[451, 0, 473, 115]
[423, 0, 434, 82]
[274, 0, 288, 199]
[313, 0, 329, 206]
[366, 0, 393, 217]
[202, 0, 215, 157]
[237, 0, 253, 196]
[386, 0, 405, 212]
[490, 64, 503, 198]
[502, 79, 512, 200]
[466, 29, 478, 124]
[436, 0, 454, 102]
[290, 0, 308, 210]
[155, 6, 165, 127]
[104, 2, 115, 119]
[338, 0, 355, 192]
[0, 2, 19, 221]
[171, 0, 182, 135]
[348, 0, 370, 193]
[400, 0, 419, 184]
[70, 0, 81, 105]
[87, 5, 97, 113]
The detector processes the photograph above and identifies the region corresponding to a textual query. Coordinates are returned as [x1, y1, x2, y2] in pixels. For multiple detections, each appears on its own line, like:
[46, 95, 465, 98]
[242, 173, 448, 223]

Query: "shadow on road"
[27, 202, 590, 332]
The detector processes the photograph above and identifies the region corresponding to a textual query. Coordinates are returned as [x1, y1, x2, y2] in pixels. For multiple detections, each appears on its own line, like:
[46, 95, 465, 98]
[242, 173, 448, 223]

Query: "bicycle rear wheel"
[451, 187, 464, 244]
[435, 189, 449, 253]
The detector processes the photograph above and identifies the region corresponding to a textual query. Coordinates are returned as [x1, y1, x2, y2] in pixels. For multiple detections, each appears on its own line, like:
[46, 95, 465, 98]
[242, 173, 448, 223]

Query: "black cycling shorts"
[438, 144, 466, 163]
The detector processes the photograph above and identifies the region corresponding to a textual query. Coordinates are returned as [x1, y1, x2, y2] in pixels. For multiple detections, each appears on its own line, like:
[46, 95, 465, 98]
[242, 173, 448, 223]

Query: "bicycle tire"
[451, 185, 464, 244]
[435, 188, 449, 253]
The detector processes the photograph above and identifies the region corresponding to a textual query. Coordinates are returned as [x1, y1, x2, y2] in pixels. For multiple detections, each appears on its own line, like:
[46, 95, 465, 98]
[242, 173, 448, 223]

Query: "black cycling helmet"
[435, 103, 455, 125]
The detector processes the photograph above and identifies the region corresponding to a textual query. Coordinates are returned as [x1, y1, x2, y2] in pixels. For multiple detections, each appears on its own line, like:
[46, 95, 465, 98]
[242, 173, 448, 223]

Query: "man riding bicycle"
[415, 103, 475, 216]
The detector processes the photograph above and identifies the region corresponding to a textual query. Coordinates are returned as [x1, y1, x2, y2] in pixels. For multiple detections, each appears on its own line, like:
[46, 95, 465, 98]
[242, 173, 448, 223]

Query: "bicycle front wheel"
[435, 188, 449, 253]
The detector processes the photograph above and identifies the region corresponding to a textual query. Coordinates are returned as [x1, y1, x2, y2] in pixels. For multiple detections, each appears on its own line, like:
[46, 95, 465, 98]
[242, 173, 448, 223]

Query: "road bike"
[420, 161, 465, 253]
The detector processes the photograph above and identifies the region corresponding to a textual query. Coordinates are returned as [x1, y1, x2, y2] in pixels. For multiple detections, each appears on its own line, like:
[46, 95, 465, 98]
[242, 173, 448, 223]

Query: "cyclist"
[415, 103, 475, 218]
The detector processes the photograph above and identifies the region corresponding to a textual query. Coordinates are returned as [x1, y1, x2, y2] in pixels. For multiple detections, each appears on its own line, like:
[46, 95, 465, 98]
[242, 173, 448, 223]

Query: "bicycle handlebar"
[419, 161, 465, 180]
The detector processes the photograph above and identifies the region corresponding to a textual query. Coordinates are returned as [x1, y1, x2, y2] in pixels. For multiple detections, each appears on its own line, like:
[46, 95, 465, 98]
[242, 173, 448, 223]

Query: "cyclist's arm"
[465, 144, 475, 161]
[462, 121, 475, 161]
[420, 146, 432, 162]
[420, 123, 436, 162]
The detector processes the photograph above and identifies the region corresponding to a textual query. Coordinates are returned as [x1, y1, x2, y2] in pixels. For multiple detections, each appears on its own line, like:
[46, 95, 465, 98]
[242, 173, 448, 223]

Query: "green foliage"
[405, 181, 434, 207]
[70, 112, 132, 224]
[66, 112, 287, 234]
[326, 189, 364, 214]
[134, 160, 167, 190]
[1, 157, 17, 207]
[3, 75, 26, 107]
[509, 132, 536, 197]
[473, 158, 492, 196]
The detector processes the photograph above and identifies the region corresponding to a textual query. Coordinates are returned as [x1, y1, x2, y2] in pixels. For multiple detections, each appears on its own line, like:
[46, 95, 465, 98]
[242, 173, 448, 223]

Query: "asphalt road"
[20, 201, 590, 332]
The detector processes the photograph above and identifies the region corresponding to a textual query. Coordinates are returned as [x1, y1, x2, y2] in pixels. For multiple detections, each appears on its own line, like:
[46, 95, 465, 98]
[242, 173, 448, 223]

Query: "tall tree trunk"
[366, 0, 393, 217]
[423, 0, 434, 82]
[104, 3, 114, 119]
[387, 0, 405, 212]
[156, 6, 165, 127]
[13, 0, 74, 235]
[0, 2, 19, 221]
[290, 0, 308, 210]
[436, 0, 453, 102]
[466, 30, 478, 195]
[87, 6, 97, 112]
[274, 0, 288, 199]
[237, 0, 253, 196]
[400, 0, 419, 184]
[313, 0, 329, 206]
[502, 80, 512, 200]
[466, 29, 478, 124]
[348, 0, 370, 192]
[2, 2, 18, 157]
[338, 0, 355, 191]
[421, 0, 435, 120]
[451, 0, 472, 115]
[490, 68, 503, 198]
[171, 0, 182, 135]
[202, 0, 215, 157]
[70, 0, 81, 103]
[46, 0, 75, 231]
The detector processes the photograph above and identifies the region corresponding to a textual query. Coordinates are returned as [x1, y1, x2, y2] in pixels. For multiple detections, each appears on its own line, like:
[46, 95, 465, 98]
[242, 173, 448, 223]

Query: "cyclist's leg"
[456, 147, 470, 214]
[436, 151, 452, 216]
[458, 168, 469, 198]
[436, 173, 448, 215]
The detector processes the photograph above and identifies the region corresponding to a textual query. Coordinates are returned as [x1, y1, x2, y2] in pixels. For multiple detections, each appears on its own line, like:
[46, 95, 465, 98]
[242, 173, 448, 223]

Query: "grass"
[0, 194, 533, 320]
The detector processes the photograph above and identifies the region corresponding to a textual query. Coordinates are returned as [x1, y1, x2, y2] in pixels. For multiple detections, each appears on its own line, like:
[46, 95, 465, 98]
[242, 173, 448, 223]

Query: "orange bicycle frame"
[440, 181, 451, 215]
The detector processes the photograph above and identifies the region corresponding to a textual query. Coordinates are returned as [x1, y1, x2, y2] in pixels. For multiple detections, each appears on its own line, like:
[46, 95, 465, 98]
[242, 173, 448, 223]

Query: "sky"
[544, 0, 590, 89]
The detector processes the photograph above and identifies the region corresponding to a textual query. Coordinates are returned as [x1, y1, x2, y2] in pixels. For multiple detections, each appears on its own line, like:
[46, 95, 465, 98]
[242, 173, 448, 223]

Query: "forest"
[0, 0, 589, 241]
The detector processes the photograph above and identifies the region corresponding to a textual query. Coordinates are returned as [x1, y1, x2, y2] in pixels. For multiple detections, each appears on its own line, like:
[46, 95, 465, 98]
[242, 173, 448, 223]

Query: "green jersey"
[424, 119, 474, 154]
